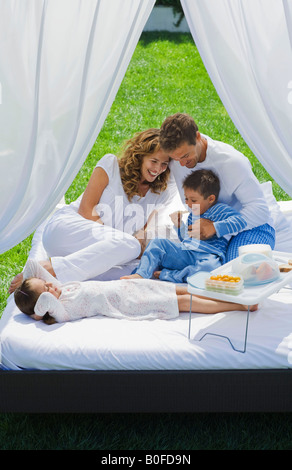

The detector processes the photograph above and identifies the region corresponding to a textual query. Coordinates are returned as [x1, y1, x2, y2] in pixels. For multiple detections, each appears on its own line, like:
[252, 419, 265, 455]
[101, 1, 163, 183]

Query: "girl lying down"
[11, 259, 257, 325]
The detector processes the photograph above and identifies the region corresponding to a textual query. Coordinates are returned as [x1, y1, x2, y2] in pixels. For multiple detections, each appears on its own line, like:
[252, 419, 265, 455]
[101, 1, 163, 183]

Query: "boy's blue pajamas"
[134, 203, 247, 283]
[135, 237, 222, 283]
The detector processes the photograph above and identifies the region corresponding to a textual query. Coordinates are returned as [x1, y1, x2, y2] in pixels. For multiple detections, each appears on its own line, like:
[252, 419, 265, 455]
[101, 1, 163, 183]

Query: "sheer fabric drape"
[0, 0, 155, 253]
[182, 0, 292, 198]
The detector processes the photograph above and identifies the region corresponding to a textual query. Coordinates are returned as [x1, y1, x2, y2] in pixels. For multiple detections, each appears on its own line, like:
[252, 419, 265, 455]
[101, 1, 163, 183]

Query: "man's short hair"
[183, 169, 220, 201]
[160, 113, 198, 151]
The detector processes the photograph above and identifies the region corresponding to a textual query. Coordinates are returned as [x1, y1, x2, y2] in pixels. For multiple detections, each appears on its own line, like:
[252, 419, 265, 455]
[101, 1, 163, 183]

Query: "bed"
[0, 182, 292, 413]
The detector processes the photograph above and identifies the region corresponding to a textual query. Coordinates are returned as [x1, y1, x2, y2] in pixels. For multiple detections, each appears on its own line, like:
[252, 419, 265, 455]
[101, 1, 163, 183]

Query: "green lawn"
[0, 32, 291, 450]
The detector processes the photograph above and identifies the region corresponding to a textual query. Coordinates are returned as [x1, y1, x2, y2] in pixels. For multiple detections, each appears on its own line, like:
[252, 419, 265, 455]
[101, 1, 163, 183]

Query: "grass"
[0, 412, 292, 450]
[0, 32, 291, 450]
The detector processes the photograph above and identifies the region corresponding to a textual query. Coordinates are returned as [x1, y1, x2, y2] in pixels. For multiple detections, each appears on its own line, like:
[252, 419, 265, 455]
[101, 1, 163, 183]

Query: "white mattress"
[1, 187, 292, 371]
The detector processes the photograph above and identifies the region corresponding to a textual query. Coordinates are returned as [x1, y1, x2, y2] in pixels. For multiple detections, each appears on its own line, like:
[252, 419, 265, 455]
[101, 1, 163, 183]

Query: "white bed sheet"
[1, 191, 292, 371]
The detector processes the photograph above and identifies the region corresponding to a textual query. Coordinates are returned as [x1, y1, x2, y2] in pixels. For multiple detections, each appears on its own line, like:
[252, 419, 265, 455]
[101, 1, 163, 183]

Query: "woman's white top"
[70, 153, 177, 233]
[23, 260, 179, 323]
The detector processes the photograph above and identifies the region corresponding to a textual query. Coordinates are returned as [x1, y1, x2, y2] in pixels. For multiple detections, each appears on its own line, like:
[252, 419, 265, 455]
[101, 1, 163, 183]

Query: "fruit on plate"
[209, 274, 241, 282]
[205, 273, 243, 295]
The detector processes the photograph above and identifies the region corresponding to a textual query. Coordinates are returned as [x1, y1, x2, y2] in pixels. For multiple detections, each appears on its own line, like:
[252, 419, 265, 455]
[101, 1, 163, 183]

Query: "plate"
[187, 271, 211, 289]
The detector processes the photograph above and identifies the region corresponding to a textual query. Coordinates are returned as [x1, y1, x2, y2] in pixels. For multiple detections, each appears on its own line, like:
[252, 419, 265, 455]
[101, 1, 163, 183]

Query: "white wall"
[143, 6, 190, 32]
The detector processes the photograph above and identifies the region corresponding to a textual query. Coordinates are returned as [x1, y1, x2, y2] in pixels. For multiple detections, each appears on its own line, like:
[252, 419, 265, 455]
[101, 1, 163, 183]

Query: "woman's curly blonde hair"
[118, 128, 170, 201]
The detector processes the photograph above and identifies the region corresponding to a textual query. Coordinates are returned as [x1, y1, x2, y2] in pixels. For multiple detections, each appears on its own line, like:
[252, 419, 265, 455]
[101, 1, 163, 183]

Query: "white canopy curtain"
[181, 0, 292, 199]
[0, 0, 155, 254]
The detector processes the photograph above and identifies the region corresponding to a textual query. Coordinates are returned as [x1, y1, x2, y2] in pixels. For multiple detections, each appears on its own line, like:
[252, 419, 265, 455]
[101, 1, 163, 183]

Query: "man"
[159, 113, 275, 261]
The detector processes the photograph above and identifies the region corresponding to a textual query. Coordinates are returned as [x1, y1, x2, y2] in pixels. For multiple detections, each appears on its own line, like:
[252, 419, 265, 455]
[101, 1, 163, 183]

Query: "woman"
[38, 129, 176, 283]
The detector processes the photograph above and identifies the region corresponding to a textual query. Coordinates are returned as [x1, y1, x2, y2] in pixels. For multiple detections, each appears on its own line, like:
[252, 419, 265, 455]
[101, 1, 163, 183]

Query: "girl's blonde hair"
[118, 128, 170, 201]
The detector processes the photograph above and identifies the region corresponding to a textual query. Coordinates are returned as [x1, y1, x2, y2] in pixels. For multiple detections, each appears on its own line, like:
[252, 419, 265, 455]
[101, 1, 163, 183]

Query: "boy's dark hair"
[183, 169, 220, 201]
[160, 113, 198, 151]
[14, 279, 56, 325]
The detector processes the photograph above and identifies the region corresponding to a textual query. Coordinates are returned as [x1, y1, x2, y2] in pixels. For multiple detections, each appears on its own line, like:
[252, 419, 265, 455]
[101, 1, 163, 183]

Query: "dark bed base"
[1, 369, 292, 413]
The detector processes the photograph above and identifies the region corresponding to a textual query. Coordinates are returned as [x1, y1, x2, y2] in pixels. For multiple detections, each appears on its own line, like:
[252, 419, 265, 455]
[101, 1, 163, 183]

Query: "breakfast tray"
[187, 251, 292, 352]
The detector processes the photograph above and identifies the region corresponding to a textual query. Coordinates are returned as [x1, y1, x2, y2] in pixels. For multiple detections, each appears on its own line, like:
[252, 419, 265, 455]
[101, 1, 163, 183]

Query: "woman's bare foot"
[120, 273, 143, 280]
[8, 272, 24, 294]
[8, 259, 57, 294]
[153, 271, 161, 279]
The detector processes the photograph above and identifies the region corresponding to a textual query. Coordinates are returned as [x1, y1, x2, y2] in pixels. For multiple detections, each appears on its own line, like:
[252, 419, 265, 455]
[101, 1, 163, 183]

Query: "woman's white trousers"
[42, 207, 141, 283]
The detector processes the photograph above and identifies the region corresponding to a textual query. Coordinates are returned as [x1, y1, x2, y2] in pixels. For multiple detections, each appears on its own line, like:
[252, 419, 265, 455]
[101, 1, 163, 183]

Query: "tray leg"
[188, 294, 193, 339]
[188, 298, 250, 353]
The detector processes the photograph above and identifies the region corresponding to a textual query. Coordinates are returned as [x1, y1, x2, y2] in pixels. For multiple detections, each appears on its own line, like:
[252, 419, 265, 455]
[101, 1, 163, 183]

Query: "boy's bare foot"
[120, 273, 143, 280]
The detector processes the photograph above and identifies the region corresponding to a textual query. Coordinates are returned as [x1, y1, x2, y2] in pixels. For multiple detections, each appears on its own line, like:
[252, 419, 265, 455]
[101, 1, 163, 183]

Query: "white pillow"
[261, 182, 290, 231]
[261, 181, 292, 252]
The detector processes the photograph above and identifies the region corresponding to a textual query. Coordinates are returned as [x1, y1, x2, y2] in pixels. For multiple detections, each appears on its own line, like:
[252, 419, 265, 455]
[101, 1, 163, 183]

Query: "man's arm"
[188, 204, 247, 240]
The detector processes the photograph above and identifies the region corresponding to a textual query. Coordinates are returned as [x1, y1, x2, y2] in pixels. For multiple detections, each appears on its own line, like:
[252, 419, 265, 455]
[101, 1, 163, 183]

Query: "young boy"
[121, 169, 247, 283]
[159, 113, 275, 261]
